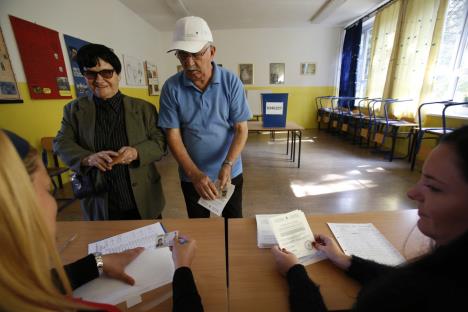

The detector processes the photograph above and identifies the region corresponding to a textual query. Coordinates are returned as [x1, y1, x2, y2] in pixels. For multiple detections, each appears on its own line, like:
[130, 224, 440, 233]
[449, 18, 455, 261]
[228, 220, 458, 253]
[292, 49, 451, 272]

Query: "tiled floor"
[57, 129, 421, 221]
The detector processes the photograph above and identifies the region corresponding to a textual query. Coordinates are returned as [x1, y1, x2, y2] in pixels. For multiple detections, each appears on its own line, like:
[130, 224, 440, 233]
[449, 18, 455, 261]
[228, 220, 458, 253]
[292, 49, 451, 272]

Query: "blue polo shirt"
[159, 62, 252, 182]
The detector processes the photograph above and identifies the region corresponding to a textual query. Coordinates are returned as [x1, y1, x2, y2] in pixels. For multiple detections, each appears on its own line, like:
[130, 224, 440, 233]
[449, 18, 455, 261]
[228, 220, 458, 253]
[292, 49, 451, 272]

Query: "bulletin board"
[0, 26, 22, 103]
[9, 15, 72, 99]
[63, 34, 91, 98]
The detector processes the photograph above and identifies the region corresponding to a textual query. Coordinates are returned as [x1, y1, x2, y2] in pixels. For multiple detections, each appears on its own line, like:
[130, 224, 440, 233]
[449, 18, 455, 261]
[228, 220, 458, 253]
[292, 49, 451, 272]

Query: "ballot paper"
[197, 183, 235, 216]
[328, 223, 405, 266]
[88, 222, 168, 254]
[74, 222, 174, 305]
[256, 214, 280, 248]
[269, 210, 326, 265]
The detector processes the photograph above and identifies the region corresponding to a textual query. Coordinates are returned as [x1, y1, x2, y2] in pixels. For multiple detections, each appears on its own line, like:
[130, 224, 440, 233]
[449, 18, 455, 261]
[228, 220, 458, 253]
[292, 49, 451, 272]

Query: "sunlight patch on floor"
[290, 179, 378, 197]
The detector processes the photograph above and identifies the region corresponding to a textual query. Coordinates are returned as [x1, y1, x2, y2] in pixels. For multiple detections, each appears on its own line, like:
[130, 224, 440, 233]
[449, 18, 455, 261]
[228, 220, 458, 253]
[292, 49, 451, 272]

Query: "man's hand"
[83, 151, 119, 171]
[102, 247, 145, 285]
[192, 171, 218, 200]
[218, 164, 232, 191]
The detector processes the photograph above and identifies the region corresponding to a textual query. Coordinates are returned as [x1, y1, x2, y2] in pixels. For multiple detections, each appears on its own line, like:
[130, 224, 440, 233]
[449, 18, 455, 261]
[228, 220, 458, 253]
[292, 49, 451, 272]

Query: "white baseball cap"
[167, 16, 213, 53]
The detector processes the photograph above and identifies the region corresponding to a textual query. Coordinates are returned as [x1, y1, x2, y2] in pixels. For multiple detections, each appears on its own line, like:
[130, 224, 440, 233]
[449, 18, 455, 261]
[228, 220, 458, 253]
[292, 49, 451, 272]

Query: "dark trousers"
[181, 174, 243, 218]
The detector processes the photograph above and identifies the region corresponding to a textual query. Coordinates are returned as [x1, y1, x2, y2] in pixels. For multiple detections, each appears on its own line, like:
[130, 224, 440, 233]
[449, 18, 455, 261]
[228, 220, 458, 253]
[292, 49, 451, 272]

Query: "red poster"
[10, 15, 71, 99]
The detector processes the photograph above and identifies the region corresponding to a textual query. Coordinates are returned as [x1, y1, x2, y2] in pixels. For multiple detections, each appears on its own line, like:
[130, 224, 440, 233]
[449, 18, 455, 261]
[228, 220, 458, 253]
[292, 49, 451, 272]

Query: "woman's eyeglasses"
[83, 69, 115, 80]
[176, 46, 210, 61]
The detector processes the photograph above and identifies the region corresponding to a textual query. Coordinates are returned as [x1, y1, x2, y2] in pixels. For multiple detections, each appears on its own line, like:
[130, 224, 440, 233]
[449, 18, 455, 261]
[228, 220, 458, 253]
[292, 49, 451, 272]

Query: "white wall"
[0, 0, 164, 88]
[0, 0, 342, 89]
[159, 26, 342, 87]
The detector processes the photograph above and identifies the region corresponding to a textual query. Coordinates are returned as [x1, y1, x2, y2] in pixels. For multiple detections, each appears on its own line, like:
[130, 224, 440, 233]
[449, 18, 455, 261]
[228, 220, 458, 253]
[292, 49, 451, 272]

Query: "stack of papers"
[256, 214, 279, 248]
[73, 222, 174, 306]
[256, 210, 326, 265]
[328, 223, 405, 266]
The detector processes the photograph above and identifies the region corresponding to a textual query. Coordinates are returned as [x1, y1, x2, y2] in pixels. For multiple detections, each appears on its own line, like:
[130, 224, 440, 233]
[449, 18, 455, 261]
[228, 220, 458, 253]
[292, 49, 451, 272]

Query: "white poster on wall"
[123, 54, 145, 86]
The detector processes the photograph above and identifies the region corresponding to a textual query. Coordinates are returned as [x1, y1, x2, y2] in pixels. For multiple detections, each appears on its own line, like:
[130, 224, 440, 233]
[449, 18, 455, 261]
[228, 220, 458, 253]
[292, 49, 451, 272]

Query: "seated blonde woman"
[0, 129, 202, 311]
[0, 130, 145, 310]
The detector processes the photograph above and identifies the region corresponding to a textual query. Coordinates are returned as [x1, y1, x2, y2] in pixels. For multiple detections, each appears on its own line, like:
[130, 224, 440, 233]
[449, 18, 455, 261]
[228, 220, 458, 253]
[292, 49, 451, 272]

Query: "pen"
[58, 233, 78, 253]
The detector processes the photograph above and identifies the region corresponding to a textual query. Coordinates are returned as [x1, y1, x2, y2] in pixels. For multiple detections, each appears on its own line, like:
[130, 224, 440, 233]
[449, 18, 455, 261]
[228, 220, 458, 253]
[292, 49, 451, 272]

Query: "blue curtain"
[339, 20, 362, 108]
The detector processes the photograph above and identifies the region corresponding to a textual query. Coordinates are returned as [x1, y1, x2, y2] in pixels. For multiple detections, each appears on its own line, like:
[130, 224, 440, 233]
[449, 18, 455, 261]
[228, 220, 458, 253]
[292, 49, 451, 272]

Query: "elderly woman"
[54, 43, 166, 220]
[272, 125, 468, 311]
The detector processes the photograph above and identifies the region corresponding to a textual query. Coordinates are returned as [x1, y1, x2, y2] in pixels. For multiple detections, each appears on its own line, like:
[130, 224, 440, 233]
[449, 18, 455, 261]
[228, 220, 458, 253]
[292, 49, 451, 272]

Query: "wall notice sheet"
[269, 210, 326, 265]
[74, 222, 174, 306]
[328, 223, 405, 266]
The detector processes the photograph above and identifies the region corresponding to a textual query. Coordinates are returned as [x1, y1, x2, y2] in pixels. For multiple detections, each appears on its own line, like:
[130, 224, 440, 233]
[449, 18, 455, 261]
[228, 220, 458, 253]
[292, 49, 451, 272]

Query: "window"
[355, 17, 375, 100]
[431, 0, 468, 113]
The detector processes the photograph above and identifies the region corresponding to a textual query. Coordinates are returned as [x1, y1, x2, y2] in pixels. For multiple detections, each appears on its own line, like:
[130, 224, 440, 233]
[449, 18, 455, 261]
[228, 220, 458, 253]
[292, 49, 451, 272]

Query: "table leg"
[286, 131, 289, 155]
[297, 130, 302, 168]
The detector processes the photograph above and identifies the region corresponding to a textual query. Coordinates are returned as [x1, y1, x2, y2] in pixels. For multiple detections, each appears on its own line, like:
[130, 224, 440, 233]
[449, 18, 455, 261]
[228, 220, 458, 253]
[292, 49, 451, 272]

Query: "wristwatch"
[223, 160, 233, 167]
[94, 252, 104, 276]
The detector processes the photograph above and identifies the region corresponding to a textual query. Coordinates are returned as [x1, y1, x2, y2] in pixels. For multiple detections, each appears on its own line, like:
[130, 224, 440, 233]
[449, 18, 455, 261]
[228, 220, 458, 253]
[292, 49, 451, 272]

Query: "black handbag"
[70, 169, 108, 199]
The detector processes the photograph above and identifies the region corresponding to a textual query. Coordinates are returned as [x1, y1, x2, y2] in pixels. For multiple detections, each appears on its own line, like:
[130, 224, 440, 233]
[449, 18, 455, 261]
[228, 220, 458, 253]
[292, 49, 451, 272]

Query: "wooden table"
[228, 210, 420, 311]
[248, 121, 304, 168]
[57, 219, 227, 312]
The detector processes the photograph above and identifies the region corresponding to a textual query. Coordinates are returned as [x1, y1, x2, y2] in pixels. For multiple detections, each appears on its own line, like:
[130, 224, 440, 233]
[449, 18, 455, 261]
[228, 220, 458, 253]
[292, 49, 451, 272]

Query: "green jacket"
[54, 94, 166, 220]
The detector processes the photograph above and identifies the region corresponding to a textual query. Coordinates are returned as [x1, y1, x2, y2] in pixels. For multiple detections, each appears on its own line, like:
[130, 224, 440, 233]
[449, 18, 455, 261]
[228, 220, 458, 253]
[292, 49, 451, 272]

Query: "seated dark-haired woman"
[271, 125, 468, 312]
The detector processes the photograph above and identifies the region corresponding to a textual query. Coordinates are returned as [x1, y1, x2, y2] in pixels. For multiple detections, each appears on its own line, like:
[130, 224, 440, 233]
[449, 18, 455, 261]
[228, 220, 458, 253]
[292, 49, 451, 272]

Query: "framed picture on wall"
[300, 62, 316, 75]
[144, 61, 160, 96]
[270, 63, 285, 84]
[239, 63, 253, 85]
[0, 26, 22, 103]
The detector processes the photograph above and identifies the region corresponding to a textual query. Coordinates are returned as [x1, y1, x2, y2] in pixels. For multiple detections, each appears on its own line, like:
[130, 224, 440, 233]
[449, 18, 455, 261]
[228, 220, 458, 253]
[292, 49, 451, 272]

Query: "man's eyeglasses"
[176, 46, 210, 61]
[83, 69, 115, 80]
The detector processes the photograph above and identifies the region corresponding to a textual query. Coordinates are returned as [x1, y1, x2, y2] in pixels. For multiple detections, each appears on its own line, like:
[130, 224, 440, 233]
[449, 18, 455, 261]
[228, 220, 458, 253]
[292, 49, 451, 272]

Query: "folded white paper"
[198, 183, 235, 216]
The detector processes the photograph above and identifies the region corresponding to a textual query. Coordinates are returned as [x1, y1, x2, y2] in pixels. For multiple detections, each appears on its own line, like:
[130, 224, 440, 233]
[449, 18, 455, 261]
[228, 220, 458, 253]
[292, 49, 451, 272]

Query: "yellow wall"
[0, 84, 336, 152]
[245, 86, 336, 129]
[0, 83, 160, 151]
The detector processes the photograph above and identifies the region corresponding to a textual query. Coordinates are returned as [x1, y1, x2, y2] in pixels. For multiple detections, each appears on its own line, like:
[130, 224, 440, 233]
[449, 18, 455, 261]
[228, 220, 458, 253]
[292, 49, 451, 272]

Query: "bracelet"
[223, 160, 233, 167]
[94, 252, 104, 276]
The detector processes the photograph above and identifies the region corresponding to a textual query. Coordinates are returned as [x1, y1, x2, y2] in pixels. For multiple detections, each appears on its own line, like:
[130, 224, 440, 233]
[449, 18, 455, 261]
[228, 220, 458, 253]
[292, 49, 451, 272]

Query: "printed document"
[328, 223, 405, 266]
[74, 222, 174, 305]
[198, 183, 235, 216]
[269, 210, 326, 265]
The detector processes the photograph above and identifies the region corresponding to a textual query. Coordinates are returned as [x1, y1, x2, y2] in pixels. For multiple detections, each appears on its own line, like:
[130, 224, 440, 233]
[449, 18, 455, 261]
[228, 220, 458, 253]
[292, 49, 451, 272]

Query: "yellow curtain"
[366, 0, 403, 99]
[418, 0, 449, 118]
[387, 0, 447, 119]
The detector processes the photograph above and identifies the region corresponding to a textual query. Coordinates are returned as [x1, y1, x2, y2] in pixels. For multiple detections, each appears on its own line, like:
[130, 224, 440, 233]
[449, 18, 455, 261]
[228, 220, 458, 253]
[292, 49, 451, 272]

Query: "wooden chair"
[41, 137, 75, 210]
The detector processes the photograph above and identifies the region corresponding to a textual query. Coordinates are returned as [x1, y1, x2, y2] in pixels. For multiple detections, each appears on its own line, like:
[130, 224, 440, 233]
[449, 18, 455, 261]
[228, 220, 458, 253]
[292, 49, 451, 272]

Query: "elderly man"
[159, 16, 251, 218]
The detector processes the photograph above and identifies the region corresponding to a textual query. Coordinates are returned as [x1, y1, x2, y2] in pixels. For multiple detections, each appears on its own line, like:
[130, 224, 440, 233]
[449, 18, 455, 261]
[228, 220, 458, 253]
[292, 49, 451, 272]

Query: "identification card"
[155, 231, 178, 248]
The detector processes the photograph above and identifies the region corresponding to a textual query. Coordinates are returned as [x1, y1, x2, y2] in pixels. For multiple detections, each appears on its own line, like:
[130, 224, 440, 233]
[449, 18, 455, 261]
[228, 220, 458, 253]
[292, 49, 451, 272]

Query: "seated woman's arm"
[286, 264, 328, 312]
[172, 267, 203, 312]
[346, 255, 396, 285]
[64, 254, 98, 290]
[64, 247, 144, 290]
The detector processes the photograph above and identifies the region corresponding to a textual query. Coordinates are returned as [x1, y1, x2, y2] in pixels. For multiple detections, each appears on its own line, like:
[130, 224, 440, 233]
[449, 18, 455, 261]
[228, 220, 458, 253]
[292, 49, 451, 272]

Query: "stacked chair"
[316, 96, 419, 162]
[410, 100, 467, 170]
